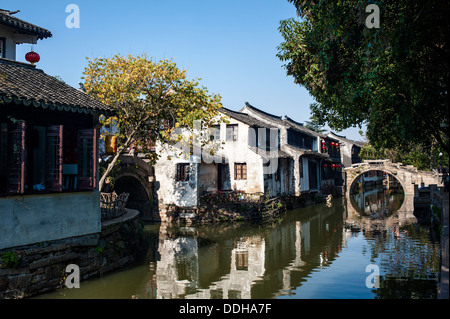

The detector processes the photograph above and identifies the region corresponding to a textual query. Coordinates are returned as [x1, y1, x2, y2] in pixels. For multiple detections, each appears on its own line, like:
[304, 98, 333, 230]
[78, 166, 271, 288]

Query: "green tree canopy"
[277, 0, 449, 156]
[304, 111, 326, 133]
[83, 54, 223, 190]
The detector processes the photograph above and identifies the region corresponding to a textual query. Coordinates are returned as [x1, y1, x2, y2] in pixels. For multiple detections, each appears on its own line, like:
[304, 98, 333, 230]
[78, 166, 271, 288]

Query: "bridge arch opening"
[113, 175, 154, 221]
[349, 169, 404, 194]
[349, 169, 405, 218]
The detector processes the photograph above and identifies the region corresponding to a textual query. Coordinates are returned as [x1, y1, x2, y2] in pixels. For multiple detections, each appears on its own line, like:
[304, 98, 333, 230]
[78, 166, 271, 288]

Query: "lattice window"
[234, 163, 247, 180]
[46, 125, 63, 192]
[176, 163, 190, 181]
[78, 129, 97, 190]
[7, 121, 26, 194]
[226, 124, 238, 141]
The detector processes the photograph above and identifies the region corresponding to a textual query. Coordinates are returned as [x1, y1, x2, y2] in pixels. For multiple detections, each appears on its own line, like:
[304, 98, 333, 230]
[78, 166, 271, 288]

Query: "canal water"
[35, 188, 440, 299]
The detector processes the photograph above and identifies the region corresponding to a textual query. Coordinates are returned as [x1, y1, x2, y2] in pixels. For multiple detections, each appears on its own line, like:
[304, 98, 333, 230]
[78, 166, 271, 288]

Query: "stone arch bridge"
[344, 159, 441, 213]
[106, 154, 158, 221]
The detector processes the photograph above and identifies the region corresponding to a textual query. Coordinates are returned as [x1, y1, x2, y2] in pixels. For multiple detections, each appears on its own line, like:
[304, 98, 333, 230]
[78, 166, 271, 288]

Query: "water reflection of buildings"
[144, 234, 264, 299]
[140, 205, 345, 299]
[352, 188, 399, 218]
[138, 190, 431, 300]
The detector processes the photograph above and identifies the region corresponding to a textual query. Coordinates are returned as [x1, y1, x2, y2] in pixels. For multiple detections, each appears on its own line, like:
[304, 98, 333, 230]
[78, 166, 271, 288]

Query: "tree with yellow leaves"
[83, 54, 223, 191]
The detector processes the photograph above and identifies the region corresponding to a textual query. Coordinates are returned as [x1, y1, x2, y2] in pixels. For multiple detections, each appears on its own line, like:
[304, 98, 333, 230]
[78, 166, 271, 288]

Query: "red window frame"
[4, 122, 98, 195]
[46, 125, 63, 192]
[7, 121, 26, 194]
[78, 129, 98, 190]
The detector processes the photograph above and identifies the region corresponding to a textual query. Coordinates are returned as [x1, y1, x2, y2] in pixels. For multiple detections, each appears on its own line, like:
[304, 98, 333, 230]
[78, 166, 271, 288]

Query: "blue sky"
[4, 0, 365, 141]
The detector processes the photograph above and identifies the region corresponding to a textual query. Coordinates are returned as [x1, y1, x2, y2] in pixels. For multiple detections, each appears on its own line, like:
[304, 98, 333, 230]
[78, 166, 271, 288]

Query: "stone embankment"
[161, 193, 325, 225]
[0, 209, 144, 299]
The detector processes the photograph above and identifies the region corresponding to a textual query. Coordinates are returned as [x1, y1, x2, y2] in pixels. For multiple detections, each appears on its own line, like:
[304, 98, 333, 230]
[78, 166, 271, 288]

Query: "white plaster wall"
[213, 118, 264, 194]
[154, 117, 267, 207]
[153, 149, 198, 207]
[1, 25, 38, 61]
[0, 26, 17, 60]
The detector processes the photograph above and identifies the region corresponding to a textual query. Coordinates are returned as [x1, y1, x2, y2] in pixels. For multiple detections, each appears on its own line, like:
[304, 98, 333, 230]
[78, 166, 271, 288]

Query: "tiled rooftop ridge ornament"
[25, 50, 40, 65]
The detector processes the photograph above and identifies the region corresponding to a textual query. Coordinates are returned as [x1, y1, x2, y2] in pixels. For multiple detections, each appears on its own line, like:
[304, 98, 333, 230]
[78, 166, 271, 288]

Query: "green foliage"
[83, 54, 224, 189]
[95, 246, 103, 255]
[304, 113, 326, 133]
[360, 142, 449, 171]
[278, 0, 449, 155]
[1, 251, 18, 268]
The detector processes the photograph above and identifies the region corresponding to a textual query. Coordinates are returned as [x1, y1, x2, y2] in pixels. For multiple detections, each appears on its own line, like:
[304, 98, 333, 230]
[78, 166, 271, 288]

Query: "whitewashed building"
[154, 103, 343, 208]
[154, 106, 293, 208]
[240, 103, 333, 195]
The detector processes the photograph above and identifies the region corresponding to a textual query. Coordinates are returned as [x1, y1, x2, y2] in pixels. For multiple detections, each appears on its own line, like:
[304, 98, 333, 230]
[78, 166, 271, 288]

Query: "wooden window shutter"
[45, 125, 63, 192]
[176, 164, 182, 181]
[176, 163, 190, 181]
[7, 121, 26, 194]
[78, 129, 98, 190]
[234, 163, 246, 180]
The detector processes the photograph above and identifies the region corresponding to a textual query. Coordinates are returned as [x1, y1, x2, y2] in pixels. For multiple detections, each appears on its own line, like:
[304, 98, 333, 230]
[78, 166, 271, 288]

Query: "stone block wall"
[159, 197, 291, 225]
[0, 209, 143, 299]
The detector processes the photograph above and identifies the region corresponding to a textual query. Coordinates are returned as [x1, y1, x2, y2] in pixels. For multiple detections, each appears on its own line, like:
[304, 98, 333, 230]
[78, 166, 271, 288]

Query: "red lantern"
[25, 51, 40, 64]
[323, 163, 328, 168]
[331, 163, 336, 168]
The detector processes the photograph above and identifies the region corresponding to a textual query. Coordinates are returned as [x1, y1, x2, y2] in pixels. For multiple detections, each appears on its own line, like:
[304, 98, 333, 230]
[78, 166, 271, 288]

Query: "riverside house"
[327, 131, 364, 168]
[0, 9, 110, 250]
[154, 102, 342, 209]
[154, 106, 293, 208]
[241, 103, 342, 196]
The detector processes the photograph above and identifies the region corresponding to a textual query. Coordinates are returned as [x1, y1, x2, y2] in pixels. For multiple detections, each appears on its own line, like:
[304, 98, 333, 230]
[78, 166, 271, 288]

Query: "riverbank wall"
[0, 209, 144, 299]
[159, 193, 326, 225]
[439, 190, 448, 299]
[413, 185, 449, 299]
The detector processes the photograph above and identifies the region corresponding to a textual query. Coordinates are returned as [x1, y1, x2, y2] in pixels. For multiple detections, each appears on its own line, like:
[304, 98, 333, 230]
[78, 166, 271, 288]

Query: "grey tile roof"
[0, 9, 52, 39]
[283, 116, 324, 138]
[242, 102, 321, 138]
[219, 107, 274, 128]
[328, 131, 366, 147]
[219, 107, 292, 159]
[0, 58, 110, 114]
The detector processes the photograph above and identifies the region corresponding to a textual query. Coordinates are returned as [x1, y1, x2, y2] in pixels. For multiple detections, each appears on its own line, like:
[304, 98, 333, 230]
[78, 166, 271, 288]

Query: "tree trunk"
[98, 150, 122, 191]
[98, 131, 136, 192]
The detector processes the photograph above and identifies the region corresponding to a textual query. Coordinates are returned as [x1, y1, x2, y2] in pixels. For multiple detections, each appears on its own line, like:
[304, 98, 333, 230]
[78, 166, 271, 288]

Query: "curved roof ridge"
[243, 102, 282, 120]
[0, 9, 52, 39]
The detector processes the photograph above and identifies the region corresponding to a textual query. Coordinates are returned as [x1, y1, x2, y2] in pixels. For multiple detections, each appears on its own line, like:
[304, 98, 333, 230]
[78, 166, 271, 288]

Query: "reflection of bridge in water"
[345, 189, 416, 234]
[344, 160, 442, 231]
